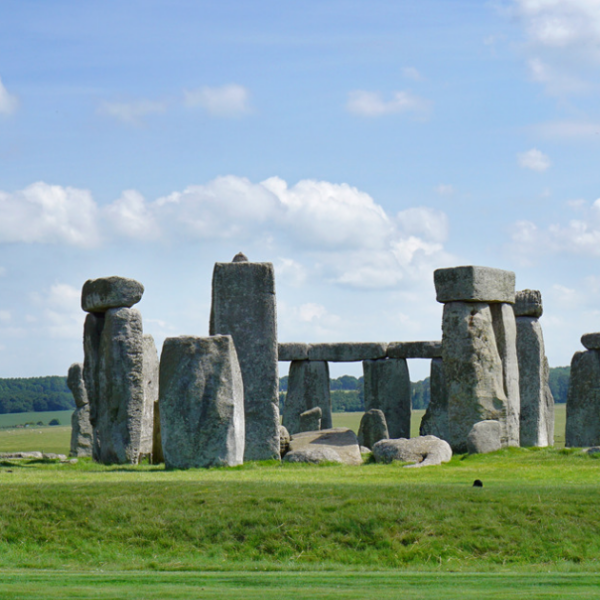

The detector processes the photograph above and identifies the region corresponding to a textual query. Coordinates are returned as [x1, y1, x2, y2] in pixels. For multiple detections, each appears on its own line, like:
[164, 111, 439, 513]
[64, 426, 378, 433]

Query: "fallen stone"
[357, 408, 389, 450]
[141, 334, 159, 461]
[280, 425, 291, 457]
[566, 350, 600, 447]
[210, 260, 280, 461]
[434, 266, 516, 304]
[284, 428, 363, 465]
[81, 276, 144, 313]
[308, 342, 387, 362]
[159, 335, 245, 469]
[581, 333, 600, 351]
[419, 358, 449, 441]
[466, 420, 502, 454]
[514, 289, 543, 318]
[299, 406, 322, 432]
[360, 446, 371, 454]
[386, 341, 442, 359]
[372, 436, 452, 467]
[0, 452, 43, 459]
[43, 453, 68, 460]
[278, 342, 309, 361]
[586, 447, 600, 455]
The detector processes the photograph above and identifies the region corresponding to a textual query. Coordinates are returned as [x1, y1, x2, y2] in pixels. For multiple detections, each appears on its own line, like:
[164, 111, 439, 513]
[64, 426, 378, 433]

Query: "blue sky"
[1, 0, 600, 379]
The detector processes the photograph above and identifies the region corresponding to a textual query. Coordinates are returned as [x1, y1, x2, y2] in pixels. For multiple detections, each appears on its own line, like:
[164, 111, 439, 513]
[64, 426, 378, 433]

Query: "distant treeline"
[0, 377, 75, 414]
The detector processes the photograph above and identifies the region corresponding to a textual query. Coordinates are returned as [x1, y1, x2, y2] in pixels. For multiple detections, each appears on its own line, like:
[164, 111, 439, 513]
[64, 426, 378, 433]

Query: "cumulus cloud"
[518, 148, 551, 171]
[98, 99, 167, 125]
[346, 90, 430, 117]
[0, 76, 18, 115]
[103, 190, 161, 240]
[183, 84, 250, 117]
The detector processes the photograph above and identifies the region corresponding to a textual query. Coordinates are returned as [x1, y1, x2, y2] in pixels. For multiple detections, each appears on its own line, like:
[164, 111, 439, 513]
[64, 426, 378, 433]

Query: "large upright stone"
[363, 358, 411, 439]
[357, 408, 389, 450]
[141, 335, 159, 460]
[67, 362, 92, 457]
[159, 335, 245, 469]
[282, 360, 331, 435]
[83, 312, 104, 445]
[419, 358, 449, 441]
[434, 266, 516, 304]
[81, 276, 144, 313]
[566, 350, 600, 447]
[210, 257, 279, 461]
[299, 407, 322, 432]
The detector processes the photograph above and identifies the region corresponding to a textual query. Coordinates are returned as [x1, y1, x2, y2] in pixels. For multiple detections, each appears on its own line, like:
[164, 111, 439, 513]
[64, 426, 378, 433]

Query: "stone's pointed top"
[514, 289, 543, 318]
[434, 265, 516, 304]
[232, 252, 248, 263]
[581, 333, 600, 350]
[81, 276, 144, 313]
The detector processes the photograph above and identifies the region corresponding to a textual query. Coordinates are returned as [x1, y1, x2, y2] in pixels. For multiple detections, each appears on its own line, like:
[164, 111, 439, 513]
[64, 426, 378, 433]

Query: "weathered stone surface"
[363, 358, 411, 439]
[280, 425, 290, 457]
[490, 303, 520, 447]
[566, 350, 600, 447]
[67, 363, 93, 457]
[581, 333, 600, 350]
[282, 360, 331, 435]
[232, 252, 248, 262]
[141, 335, 158, 460]
[278, 343, 309, 361]
[419, 358, 449, 441]
[466, 420, 502, 454]
[0, 451, 43, 459]
[299, 406, 322, 432]
[517, 317, 554, 447]
[386, 341, 442, 359]
[514, 289, 543, 318]
[159, 335, 245, 469]
[67, 362, 88, 408]
[81, 276, 144, 313]
[283, 428, 362, 465]
[210, 260, 279, 461]
[83, 312, 104, 439]
[357, 408, 389, 450]
[442, 301, 510, 453]
[95, 307, 145, 464]
[308, 342, 387, 362]
[434, 266, 516, 304]
[372, 436, 452, 467]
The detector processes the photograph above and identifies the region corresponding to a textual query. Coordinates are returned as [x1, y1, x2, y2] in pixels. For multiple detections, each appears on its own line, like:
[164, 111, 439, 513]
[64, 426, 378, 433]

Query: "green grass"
[0, 410, 73, 429]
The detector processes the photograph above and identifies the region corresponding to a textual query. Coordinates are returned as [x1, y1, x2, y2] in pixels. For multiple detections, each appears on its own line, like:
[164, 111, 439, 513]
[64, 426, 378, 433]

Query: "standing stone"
[141, 335, 159, 461]
[420, 358, 449, 441]
[210, 257, 279, 461]
[83, 312, 104, 452]
[363, 358, 411, 439]
[282, 360, 331, 435]
[299, 406, 322, 432]
[566, 350, 600, 447]
[159, 335, 245, 469]
[466, 420, 502, 454]
[67, 363, 92, 457]
[357, 408, 389, 450]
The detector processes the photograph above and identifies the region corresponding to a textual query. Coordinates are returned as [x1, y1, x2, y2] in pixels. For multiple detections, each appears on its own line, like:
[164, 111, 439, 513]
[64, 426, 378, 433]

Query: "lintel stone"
[434, 266, 515, 304]
[82, 276, 144, 313]
[514, 289, 543, 318]
[581, 333, 600, 350]
[278, 343, 309, 361]
[308, 342, 387, 362]
[387, 341, 442, 359]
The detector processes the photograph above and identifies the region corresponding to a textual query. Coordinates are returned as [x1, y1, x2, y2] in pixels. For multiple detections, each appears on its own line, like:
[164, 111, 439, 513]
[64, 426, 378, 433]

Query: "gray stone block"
[419, 358, 449, 441]
[282, 360, 331, 435]
[363, 358, 411, 439]
[372, 436, 452, 467]
[308, 342, 387, 362]
[81, 276, 144, 313]
[566, 350, 600, 447]
[386, 341, 442, 359]
[280, 425, 290, 457]
[278, 342, 309, 361]
[434, 266, 516, 304]
[67, 362, 88, 408]
[514, 289, 543, 318]
[283, 428, 363, 465]
[210, 260, 280, 461]
[581, 333, 600, 350]
[141, 335, 159, 460]
[299, 406, 322, 432]
[466, 420, 502, 454]
[159, 335, 245, 469]
[357, 408, 389, 450]
[83, 312, 104, 437]
[67, 363, 92, 457]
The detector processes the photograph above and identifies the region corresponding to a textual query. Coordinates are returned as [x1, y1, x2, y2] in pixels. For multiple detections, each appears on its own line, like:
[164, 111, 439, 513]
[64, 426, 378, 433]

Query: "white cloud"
[346, 90, 430, 117]
[0, 182, 100, 246]
[518, 148, 551, 171]
[98, 99, 167, 125]
[276, 258, 307, 287]
[183, 84, 250, 117]
[435, 184, 455, 196]
[31, 283, 84, 340]
[103, 190, 161, 241]
[0, 76, 18, 115]
[532, 120, 600, 139]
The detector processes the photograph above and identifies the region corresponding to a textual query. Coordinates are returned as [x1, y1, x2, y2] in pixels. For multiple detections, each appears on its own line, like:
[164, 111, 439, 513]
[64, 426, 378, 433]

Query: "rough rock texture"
[81, 276, 144, 313]
[67, 363, 92, 457]
[386, 341, 442, 359]
[282, 360, 331, 434]
[514, 289, 543, 318]
[141, 335, 159, 461]
[372, 436, 452, 467]
[517, 317, 554, 447]
[210, 260, 280, 461]
[441, 301, 511, 453]
[278, 343, 309, 361]
[566, 350, 600, 447]
[466, 420, 502, 454]
[283, 428, 362, 465]
[419, 358, 449, 441]
[83, 312, 104, 438]
[363, 358, 411, 439]
[67, 362, 88, 408]
[308, 342, 387, 362]
[232, 252, 248, 262]
[357, 408, 389, 450]
[94, 307, 146, 464]
[581, 333, 600, 351]
[159, 335, 245, 469]
[299, 406, 322, 432]
[280, 425, 291, 457]
[434, 266, 516, 304]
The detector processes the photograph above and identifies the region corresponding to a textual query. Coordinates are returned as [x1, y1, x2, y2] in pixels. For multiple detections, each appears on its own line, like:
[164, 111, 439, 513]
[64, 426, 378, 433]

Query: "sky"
[1, 0, 600, 380]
